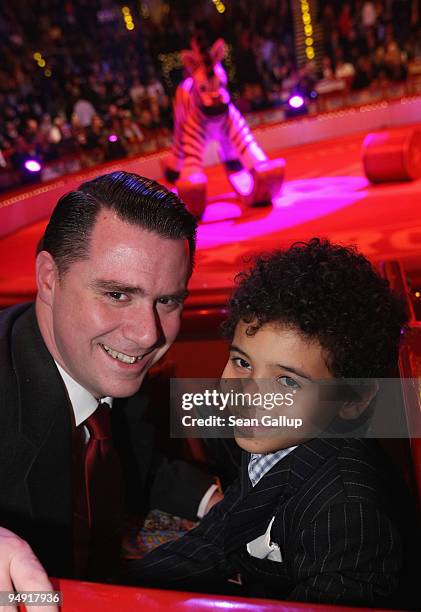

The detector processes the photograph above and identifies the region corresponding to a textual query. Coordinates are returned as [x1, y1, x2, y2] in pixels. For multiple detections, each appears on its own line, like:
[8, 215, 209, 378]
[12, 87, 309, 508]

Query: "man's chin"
[95, 373, 147, 399]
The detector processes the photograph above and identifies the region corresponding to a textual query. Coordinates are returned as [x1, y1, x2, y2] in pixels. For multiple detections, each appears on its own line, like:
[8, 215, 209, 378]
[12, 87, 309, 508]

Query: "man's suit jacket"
[129, 436, 420, 608]
[0, 303, 212, 578]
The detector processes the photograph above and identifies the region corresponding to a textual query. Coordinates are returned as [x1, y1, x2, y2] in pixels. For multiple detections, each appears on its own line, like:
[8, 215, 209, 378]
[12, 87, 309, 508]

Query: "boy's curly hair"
[222, 238, 408, 378]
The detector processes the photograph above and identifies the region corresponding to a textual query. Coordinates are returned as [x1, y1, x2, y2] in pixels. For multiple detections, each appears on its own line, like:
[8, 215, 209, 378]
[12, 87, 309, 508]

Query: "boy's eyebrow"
[229, 344, 250, 359]
[275, 364, 313, 382]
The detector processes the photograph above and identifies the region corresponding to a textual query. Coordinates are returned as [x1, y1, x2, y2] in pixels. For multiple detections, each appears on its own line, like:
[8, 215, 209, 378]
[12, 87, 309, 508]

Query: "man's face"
[36, 213, 190, 398]
[222, 321, 336, 453]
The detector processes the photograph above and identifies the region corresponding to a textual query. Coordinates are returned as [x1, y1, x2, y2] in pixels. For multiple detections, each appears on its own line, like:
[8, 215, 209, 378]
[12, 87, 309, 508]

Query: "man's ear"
[36, 250, 58, 306]
[338, 381, 379, 420]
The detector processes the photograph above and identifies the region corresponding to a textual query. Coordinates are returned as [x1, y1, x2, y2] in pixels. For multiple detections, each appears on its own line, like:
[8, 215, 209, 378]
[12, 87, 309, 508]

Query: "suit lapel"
[11, 306, 74, 573]
[225, 438, 345, 554]
[225, 451, 293, 553]
[113, 390, 152, 513]
[286, 437, 345, 494]
[284, 437, 346, 536]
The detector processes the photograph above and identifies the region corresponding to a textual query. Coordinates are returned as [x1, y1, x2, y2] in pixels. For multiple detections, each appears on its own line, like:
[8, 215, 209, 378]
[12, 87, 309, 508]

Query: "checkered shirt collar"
[248, 446, 297, 487]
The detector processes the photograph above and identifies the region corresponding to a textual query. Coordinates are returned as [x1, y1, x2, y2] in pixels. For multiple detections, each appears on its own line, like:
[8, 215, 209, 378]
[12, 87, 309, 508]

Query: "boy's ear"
[338, 381, 379, 420]
[36, 250, 58, 306]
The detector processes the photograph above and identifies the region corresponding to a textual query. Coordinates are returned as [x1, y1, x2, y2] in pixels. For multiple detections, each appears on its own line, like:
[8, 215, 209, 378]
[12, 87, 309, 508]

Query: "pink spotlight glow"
[288, 94, 304, 109]
[197, 176, 368, 250]
[108, 134, 118, 142]
[24, 160, 42, 172]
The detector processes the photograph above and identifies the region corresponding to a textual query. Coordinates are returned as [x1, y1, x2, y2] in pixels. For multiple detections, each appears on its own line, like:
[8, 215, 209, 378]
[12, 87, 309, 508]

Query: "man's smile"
[100, 343, 146, 365]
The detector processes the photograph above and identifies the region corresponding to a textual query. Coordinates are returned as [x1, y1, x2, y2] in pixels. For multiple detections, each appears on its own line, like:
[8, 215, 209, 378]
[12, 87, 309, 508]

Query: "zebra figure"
[162, 37, 285, 219]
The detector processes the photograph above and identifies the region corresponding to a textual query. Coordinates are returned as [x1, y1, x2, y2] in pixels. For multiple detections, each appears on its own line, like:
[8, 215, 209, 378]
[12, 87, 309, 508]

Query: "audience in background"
[0, 0, 420, 191]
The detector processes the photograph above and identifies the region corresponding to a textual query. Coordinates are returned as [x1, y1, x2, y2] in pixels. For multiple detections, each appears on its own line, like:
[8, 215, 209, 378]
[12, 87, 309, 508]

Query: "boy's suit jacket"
[130, 436, 419, 608]
[0, 303, 212, 578]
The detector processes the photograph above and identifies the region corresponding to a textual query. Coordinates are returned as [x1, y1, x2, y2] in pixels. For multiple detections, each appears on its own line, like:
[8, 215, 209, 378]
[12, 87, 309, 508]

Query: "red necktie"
[84, 402, 124, 580]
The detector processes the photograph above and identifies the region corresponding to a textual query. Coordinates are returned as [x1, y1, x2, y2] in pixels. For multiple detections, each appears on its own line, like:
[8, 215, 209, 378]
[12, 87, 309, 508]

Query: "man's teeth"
[102, 344, 141, 364]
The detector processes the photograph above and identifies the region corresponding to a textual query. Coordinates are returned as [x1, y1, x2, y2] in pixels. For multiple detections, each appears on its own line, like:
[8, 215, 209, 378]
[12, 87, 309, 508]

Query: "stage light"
[288, 95, 305, 109]
[44, 69, 52, 77]
[38, 59, 46, 68]
[300, 1, 316, 62]
[122, 5, 135, 30]
[415, 291, 420, 298]
[108, 134, 118, 143]
[33, 52, 42, 61]
[212, 0, 226, 13]
[24, 160, 42, 173]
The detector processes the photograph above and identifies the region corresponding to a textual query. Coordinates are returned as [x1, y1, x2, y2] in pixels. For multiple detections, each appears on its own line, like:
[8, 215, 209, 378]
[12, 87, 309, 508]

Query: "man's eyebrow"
[90, 280, 146, 294]
[90, 280, 189, 300]
[165, 289, 189, 300]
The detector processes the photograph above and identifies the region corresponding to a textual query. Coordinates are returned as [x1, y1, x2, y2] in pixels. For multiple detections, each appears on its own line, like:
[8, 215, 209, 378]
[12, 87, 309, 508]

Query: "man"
[129, 239, 420, 608]
[0, 171, 221, 600]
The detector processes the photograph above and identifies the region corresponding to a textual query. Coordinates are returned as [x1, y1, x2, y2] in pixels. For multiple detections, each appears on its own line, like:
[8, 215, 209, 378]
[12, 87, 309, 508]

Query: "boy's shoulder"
[283, 438, 399, 525]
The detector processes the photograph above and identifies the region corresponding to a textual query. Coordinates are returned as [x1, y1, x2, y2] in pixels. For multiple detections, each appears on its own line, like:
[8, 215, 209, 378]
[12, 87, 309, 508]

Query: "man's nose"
[122, 304, 163, 350]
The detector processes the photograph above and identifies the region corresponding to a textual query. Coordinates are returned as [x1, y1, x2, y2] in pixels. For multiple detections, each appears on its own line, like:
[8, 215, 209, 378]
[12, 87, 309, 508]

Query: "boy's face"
[222, 321, 337, 454]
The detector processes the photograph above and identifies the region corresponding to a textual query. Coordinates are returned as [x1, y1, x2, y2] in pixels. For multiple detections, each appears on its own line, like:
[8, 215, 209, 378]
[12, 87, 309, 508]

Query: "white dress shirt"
[55, 362, 215, 518]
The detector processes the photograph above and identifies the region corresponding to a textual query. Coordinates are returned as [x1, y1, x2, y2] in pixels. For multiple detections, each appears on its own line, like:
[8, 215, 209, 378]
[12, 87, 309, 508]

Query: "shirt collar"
[250, 446, 297, 464]
[55, 361, 113, 426]
[248, 446, 298, 487]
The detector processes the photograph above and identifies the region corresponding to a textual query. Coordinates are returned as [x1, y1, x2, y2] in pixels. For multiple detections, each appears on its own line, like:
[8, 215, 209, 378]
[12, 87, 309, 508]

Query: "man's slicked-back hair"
[40, 171, 197, 275]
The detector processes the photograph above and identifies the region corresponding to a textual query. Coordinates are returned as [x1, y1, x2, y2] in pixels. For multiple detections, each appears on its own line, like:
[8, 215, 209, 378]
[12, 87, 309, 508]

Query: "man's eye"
[107, 292, 128, 302]
[231, 357, 251, 370]
[157, 296, 182, 308]
[277, 376, 300, 390]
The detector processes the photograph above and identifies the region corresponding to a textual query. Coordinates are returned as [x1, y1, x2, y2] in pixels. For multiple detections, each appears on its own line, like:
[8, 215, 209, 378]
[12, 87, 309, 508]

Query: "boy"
[127, 238, 419, 608]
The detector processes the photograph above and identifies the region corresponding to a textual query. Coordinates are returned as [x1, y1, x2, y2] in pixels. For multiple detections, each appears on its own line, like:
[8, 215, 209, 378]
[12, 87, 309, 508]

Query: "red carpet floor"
[1, 126, 421, 307]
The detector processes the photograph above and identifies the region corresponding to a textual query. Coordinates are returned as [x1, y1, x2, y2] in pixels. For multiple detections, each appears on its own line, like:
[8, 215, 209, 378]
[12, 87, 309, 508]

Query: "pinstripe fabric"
[128, 438, 419, 607]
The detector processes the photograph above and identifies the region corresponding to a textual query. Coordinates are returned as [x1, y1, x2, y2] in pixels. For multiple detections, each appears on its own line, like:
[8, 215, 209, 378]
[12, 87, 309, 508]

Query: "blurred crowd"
[318, 1, 420, 90]
[0, 0, 420, 190]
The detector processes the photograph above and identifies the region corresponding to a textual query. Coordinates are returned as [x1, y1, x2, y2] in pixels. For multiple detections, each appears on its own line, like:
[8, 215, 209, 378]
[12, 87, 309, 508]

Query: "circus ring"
[1, 96, 421, 611]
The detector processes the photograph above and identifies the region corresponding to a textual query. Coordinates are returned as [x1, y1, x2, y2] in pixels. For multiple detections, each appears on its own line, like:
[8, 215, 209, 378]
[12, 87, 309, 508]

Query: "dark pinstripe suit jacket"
[128, 437, 420, 608]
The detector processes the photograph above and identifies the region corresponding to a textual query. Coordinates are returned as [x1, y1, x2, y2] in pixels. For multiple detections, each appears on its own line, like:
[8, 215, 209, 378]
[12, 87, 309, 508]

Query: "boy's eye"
[231, 357, 251, 370]
[278, 376, 300, 390]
